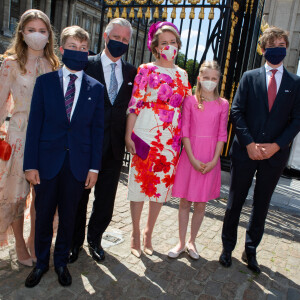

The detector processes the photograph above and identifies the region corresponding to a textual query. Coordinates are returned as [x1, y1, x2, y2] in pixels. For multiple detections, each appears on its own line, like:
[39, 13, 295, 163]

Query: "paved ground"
[0, 172, 300, 300]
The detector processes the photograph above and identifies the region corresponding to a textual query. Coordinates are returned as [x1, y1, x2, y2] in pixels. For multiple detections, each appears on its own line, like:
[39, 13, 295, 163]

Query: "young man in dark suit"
[220, 26, 300, 273]
[69, 18, 137, 263]
[24, 26, 104, 287]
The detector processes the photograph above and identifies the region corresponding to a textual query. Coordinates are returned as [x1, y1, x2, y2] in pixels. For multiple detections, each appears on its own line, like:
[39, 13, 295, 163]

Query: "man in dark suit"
[24, 26, 104, 287]
[69, 18, 137, 263]
[220, 26, 300, 273]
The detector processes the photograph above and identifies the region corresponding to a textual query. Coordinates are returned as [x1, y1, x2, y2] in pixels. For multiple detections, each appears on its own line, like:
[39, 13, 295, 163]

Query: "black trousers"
[71, 154, 123, 248]
[221, 158, 286, 255]
[34, 154, 85, 270]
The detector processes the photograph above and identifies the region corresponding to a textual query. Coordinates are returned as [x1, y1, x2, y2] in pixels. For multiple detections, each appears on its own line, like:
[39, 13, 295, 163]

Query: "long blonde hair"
[4, 9, 60, 74]
[195, 60, 221, 106]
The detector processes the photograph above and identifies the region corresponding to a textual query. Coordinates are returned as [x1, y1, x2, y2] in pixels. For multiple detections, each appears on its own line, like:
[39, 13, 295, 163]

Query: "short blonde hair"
[60, 25, 90, 47]
[259, 26, 289, 50]
[150, 25, 181, 59]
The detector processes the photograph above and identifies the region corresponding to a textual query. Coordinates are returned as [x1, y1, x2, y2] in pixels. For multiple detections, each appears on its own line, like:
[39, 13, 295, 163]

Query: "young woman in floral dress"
[0, 9, 59, 266]
[125, 22, 192, 257]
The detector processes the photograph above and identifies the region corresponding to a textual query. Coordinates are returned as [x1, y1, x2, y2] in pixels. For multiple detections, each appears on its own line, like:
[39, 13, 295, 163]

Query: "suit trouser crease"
[221, 159, 285, 254]
[72, 157, 123, 248]
[35, 154, 85, 270]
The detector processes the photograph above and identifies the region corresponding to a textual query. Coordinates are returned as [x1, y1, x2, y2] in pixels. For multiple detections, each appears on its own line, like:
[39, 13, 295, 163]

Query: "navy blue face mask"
[264, 47, 286, 65]
[107, 37, 129, 58]
[62, 49, 88, 71]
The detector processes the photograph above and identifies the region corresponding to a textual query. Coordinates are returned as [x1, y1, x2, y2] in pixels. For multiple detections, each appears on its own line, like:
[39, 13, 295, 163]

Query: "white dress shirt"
[101, 52, 123, 92]
[265, 63, 284, 93]
[62, 65, 83, 120]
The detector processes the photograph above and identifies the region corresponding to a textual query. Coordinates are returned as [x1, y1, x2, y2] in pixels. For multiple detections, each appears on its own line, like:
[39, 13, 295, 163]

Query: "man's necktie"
[108, 63, 118, 105]
[65, 74, 77, 121]
[267, 69, 277, 111]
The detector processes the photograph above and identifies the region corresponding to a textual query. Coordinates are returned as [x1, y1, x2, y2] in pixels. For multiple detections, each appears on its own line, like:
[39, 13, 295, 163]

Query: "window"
[9, 17, 18, 32]
[75, 14, 80, 26]
[86, 18, 91, 31]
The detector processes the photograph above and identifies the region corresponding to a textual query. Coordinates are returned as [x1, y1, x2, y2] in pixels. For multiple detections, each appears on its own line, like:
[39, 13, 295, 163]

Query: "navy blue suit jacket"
[24, 68, 105, 182]
[230, 66, 300, 167]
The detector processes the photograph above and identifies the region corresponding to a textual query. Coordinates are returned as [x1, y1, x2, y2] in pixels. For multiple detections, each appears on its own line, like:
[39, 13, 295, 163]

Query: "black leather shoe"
[242, 251, 261, 274]
[88, 242, 105, 262]
[219, 249, 232, 267]
[25, 267, 49, 288]
[55, 266, 72, 286]
[68, 245, 82, 264]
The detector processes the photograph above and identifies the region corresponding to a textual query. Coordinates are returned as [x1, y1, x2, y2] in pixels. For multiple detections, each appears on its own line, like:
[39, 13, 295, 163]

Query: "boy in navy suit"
[220, 27, 300, 273]
[23, 26, 104, 287]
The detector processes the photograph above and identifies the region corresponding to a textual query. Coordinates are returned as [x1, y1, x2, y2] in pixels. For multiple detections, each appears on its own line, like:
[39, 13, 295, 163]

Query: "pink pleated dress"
[172, 95, 229, 202]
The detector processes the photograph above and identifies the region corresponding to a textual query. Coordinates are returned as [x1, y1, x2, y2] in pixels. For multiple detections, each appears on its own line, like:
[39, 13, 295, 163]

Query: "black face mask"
[264, 47, 286, 65]
[62, 49, 88, 71]
[107, 37, 129, 58]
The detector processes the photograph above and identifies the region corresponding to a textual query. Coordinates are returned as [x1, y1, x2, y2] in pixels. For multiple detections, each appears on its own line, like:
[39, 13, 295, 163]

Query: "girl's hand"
[125, 136, 136, 155]
[202, 161, 217, 174]
[191, 158, 206, 172]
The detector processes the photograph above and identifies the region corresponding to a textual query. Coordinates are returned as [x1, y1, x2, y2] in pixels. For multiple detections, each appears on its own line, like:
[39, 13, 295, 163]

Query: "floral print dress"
[0, 55, 51, 246]
[127, 63, 191, 203]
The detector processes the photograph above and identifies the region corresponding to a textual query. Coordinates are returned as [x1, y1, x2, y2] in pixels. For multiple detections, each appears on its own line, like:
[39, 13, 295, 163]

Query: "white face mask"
[23, 32, 49, 51]
[200, 80, 218, 92]
[160, 45, 178, 61]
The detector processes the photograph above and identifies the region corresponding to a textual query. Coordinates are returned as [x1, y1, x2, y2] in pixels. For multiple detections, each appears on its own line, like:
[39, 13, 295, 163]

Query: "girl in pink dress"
[168, 61, 229, 260]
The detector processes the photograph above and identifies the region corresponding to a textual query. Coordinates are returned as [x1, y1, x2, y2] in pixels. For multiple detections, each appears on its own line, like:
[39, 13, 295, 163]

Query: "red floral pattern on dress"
[127, 63, 192, 202]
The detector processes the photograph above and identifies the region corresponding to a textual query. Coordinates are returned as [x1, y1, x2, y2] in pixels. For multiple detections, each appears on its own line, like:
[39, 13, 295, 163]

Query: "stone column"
[26, 0, 32, 10]
[91, 18, 97, 52]
[45, 0, 51, 17]
[61, 0, 68, 29]
[2, 0, 12, 37]
[67, 0, 75, 26]
[39, 0, 45, 11]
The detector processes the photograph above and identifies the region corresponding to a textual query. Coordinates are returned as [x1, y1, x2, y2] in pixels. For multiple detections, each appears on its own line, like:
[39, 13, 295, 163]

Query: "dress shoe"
[219, 249, 232, 267]
[131, 248, 142, 258]
[55, 266, 72, 286]
[88, 242, 105, 262]
[186, 243, 200, 260]
[142, 231, 153, 256]
[68, 245, 82, 264]
[168, 245, 186, 258]
[25, 267, 49, 288]
[242, 251, 261, 274]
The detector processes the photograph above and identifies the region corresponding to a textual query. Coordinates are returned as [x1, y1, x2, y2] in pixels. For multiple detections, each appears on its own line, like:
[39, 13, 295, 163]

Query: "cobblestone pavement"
[0, 173, 300, 300]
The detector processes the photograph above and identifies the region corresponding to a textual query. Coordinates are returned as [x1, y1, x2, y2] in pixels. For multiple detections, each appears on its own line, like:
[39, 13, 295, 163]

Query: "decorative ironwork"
[100, 0, 265, 160]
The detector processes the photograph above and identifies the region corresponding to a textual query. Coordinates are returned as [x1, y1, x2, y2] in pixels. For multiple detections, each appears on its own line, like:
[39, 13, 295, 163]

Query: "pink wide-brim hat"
[147, 21, 180, 51]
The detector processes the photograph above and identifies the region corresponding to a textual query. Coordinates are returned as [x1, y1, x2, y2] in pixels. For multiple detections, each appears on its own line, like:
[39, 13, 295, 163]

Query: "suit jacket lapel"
[255, 66, 269, 111]
[71, 72, 90, 123]
[271, 68, 293, 113]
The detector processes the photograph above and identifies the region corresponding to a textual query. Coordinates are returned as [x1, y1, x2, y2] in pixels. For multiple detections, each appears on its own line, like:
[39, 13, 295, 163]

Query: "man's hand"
[258, 143, 280, 159]
[25, 170, 40, 185]
[246, 142, 264, 160]
[85, 171, 98, 189]
[125, 136, 136, 155]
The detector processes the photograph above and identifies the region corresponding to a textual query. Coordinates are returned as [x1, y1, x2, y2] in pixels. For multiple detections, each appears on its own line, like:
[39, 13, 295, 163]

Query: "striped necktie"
[65, 74, 77, 121]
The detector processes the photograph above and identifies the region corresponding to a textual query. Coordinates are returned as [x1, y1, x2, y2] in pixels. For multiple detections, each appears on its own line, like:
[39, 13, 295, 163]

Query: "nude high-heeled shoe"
[142, 230, 153, 256]
[131, 248, 142, 258]
[16, 247, 33, 267]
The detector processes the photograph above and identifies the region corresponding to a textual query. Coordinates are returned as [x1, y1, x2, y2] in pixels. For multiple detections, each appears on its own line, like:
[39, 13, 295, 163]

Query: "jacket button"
[262, 133, 265, 136]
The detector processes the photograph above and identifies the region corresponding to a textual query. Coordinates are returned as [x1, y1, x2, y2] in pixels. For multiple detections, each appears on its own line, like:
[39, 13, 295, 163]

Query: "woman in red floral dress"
[125, 22, 191, 257]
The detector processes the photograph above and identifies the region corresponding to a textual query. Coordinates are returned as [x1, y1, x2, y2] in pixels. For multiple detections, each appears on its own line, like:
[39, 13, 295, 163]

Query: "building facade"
[0, 0, 149, 68]
[263, 0, 300, 73]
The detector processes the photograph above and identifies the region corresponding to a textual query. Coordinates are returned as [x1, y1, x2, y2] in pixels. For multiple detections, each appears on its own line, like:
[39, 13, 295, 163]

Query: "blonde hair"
[150, 25, 182, 59]
[4, 9, 60, 74]
[195, 60, 221, 106]
[60, 26, 90, 47]
[259, 26, 289, 50]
